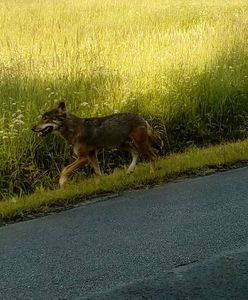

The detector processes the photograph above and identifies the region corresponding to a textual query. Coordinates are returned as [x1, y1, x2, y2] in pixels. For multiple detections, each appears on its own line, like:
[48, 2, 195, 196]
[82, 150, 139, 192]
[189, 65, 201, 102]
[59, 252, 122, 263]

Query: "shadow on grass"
[122, 44, 248, 151]
[0, 45, 248, 198]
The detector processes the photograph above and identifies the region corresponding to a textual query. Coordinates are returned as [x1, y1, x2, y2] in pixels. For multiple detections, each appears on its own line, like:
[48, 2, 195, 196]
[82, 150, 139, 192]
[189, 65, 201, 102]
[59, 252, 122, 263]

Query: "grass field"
[0, 0, 248, 199]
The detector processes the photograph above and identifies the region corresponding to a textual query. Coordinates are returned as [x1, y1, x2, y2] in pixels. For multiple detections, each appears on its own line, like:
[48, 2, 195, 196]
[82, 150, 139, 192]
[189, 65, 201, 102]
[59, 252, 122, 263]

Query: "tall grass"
[0, 0, 248, 198]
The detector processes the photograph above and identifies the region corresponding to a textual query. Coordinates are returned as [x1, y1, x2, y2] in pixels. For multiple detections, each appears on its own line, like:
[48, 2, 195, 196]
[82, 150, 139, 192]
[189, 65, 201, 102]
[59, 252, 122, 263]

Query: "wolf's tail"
[146, 121, 165, 151]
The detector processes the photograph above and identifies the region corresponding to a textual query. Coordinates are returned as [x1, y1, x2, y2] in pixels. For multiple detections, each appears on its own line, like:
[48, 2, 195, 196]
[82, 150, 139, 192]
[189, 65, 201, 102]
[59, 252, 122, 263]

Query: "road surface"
[1, 167, 248, 299]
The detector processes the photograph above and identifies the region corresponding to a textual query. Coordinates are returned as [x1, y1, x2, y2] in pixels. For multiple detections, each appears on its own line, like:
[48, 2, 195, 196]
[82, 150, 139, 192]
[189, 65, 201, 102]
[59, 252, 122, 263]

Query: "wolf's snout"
[31, 126, 37, 132]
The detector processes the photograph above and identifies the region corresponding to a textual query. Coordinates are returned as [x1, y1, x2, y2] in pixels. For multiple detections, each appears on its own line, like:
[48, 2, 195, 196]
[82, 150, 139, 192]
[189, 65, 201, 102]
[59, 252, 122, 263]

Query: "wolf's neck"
[58, 114, 82, 145]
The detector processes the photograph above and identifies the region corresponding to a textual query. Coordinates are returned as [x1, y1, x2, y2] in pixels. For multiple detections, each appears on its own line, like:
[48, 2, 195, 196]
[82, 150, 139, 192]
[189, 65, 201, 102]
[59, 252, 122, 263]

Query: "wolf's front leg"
[59, 157, 88, 188]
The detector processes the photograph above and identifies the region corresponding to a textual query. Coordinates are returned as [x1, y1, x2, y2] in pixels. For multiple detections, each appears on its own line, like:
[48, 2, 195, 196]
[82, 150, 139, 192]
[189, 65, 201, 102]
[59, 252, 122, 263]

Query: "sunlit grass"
[0, 0, 248, 198]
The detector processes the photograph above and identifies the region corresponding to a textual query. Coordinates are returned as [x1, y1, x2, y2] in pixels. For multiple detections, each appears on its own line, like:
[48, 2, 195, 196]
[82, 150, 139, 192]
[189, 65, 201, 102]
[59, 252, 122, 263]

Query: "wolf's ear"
[58, 101, 66, 113]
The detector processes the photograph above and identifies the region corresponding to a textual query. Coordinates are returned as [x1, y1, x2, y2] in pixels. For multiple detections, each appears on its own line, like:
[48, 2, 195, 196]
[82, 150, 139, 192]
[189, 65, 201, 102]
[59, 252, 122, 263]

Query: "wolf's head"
[32, 102, 66, 137]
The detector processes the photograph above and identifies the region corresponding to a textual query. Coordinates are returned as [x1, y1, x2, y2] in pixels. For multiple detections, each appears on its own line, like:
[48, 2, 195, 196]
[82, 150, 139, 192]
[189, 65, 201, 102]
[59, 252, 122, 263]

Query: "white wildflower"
[14, 119, 25, 125]
[80, 102, 89, 107]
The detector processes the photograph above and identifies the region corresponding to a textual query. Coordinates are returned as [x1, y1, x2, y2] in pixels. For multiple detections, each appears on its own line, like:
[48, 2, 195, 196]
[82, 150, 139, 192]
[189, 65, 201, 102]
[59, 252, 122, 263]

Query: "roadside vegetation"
[0, 0, 248, 201]
[1, 139, 248, 223]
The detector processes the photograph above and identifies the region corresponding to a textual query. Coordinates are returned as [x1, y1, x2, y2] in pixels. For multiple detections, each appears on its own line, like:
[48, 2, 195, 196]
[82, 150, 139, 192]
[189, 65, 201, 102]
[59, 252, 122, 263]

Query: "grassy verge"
[1, 139, 248, 224]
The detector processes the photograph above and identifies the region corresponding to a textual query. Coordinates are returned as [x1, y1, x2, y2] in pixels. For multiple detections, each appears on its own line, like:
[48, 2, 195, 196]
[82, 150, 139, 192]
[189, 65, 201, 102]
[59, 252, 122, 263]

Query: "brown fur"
[32, 102, 156, 188]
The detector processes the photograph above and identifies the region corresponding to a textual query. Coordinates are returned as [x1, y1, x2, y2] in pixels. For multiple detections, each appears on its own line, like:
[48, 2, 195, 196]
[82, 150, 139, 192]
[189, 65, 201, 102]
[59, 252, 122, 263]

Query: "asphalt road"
[1, 167, 248, 299]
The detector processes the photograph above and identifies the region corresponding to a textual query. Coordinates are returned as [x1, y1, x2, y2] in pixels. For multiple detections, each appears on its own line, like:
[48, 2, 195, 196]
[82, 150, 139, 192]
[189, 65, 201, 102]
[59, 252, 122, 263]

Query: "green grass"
[0, 0, 248, 199]
[1, 139, 248, 223]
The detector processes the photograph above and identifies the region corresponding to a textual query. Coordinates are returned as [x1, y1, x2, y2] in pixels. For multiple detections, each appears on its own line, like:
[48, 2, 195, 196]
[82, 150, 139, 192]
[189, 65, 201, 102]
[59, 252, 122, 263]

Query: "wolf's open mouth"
[38, 126, 53, 137]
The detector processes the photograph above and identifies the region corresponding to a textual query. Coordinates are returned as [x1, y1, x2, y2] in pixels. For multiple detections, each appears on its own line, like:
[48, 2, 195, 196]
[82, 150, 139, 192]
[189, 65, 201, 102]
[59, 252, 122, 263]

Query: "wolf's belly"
[89, 128, 130, 149]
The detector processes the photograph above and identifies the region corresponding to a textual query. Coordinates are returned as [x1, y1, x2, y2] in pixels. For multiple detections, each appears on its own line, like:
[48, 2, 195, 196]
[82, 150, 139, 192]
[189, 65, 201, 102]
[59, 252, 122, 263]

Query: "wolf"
[32, 102, 156, 188]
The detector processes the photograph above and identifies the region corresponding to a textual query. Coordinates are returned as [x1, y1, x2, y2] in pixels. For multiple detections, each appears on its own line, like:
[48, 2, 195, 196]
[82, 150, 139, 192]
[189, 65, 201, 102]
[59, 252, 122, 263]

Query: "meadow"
[0, 0, 248, 199]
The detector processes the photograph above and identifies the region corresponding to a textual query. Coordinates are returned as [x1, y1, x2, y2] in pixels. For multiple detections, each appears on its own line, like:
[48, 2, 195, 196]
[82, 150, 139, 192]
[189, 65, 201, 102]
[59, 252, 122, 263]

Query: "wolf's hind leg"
[130, 127, 156, 174]
[127, 149, 139, 174]
[137, 143, 156, 173]
[120, 142, 139, 174]
[59, 157, 88, 188]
